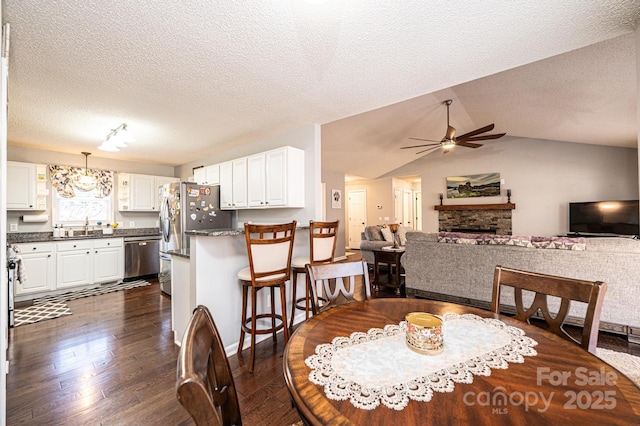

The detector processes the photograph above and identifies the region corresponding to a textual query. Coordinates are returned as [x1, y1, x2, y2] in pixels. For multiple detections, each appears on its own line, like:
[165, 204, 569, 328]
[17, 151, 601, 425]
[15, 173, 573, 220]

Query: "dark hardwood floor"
[6, 262, 638, 424]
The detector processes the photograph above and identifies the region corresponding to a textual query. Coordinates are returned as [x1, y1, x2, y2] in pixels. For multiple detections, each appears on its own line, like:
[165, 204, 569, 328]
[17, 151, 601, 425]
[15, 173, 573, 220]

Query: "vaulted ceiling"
[5, 1, 640, 177]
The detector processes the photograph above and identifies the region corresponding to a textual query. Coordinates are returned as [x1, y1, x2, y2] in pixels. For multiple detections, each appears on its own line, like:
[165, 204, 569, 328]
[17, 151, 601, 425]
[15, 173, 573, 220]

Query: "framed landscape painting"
[446, 173, 500, 198]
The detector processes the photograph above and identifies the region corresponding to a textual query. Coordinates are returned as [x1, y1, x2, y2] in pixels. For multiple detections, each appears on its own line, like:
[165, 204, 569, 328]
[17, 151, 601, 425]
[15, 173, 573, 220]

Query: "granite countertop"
[186, 225, 310, 237]
[168, 248, 190, 259]
[7, 228, 161, 244]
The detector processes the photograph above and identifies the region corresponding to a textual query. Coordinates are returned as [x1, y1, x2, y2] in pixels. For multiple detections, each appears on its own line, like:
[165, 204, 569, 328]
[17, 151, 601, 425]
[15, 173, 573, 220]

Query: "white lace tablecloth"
[305, 312, 538, 410]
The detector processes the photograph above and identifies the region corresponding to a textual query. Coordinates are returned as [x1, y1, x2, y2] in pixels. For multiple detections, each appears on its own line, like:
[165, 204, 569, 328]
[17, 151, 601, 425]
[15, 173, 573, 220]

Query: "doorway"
[347, 189, 366, 249]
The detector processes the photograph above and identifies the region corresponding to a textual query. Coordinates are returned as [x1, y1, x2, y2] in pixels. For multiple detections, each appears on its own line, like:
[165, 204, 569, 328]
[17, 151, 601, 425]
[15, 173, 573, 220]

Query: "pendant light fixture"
[75, 151, 98, 192]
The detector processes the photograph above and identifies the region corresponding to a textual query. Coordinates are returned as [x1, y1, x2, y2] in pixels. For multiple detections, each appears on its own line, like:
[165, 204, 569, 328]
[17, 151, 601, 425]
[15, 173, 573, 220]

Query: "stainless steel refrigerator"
[158, 182, 232, 295]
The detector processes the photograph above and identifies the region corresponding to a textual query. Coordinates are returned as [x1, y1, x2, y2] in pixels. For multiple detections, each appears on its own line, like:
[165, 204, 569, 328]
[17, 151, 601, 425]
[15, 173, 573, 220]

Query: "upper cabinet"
[265, 146, 304, 207]
[220, 146, 304, 210]
[118, 173, 178, 211]
[7, 161, 48, 211]
[194, 164, 220, 185]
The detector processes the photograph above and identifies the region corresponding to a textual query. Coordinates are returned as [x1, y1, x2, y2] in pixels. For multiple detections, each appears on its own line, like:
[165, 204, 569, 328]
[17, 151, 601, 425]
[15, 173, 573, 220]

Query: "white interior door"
[415, 191, 422, 230]
[403, 189, 413, 229]
[348, 189, 366, 249]
[394, 188, 403, 224]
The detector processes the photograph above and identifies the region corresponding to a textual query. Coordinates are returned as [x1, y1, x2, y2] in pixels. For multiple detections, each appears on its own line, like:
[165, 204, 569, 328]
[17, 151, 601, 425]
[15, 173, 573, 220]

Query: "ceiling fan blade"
[415, 145, 442, 155]
[455, 124, 495, 141]
[455, 141, 483, 148]
[401, 142, 440, 149]
[408, 137, 441, 143]
[445, 125, 456, 140]
[459, 133, 506, 142]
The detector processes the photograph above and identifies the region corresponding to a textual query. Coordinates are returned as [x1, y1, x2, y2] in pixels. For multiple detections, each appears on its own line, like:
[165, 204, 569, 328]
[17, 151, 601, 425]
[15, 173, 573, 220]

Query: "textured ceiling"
[4, 1, 640, 173]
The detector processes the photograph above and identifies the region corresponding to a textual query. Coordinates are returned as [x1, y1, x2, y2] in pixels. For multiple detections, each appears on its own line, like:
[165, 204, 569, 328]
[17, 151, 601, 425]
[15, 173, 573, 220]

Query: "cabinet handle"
[95, 250, 98, 254]
[47, 254, 51, 258]
[32, 247, 37, 250]
[86, 251, 90, 254]
[73, 245, 77, 248]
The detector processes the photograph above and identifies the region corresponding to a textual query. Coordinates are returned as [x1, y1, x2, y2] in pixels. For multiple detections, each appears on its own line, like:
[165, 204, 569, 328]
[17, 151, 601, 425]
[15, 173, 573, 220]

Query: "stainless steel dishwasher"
[124, 236, 160, 280]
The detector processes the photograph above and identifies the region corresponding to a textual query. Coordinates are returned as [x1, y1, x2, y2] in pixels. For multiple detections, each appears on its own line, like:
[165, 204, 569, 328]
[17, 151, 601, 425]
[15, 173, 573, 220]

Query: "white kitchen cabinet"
[219, 158, 247, 210]
[118, 173, 178, 211]
[14, 243, 56, 295]
[247, 153, 266, 207]
[130, 174, 156, 211]
[219, 161, 233, 209]
[219, 146, 304, 210]
[245, 146, 305, 208]
[194, 164, 220, 185]
[56, 240, 94, 289]
[193, 166, 206, 184]
[232, 157, 248, 208]
[7, 161, 47, 211]
[93, 238, 124, 284]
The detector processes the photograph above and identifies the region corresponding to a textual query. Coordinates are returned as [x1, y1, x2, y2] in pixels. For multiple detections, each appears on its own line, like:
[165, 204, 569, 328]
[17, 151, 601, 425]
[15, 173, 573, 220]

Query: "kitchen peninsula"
[170, 226, 310, 353]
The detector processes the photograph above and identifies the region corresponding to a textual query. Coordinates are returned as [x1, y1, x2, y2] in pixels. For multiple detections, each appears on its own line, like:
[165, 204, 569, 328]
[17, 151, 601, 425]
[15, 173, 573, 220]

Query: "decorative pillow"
[397, 226, 408, 246]
[531, 236, 586, 250]
[365, 226, 384, 241]
[380, 226, 394, 243]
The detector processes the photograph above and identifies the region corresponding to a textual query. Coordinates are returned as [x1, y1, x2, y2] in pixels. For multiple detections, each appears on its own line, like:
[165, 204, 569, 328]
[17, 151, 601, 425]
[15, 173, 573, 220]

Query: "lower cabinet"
[57, 240, 94, 289]
[14, 243, 56, 296]
[93, 239, 124, 283]
[14, 238, 124, 297]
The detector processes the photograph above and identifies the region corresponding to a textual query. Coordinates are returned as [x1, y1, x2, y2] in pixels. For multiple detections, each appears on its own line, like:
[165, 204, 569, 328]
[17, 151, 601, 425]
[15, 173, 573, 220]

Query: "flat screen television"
[569, 200, 639, 236]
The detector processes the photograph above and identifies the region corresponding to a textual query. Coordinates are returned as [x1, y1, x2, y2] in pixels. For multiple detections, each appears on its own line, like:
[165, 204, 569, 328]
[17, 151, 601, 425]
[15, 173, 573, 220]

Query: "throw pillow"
[365, 226, 384, 241]
[397, 226, 408, 246]
[380, 225, 394, 243]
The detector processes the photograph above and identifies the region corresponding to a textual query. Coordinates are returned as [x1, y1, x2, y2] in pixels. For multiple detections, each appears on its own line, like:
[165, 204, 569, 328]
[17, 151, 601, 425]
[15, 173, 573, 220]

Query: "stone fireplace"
[435, 203, 515, 235]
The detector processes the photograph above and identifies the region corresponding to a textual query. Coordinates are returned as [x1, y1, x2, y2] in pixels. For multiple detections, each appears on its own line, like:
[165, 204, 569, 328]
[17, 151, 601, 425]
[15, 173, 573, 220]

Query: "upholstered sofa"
[402, 231, 640, 343]
[359, 225, 408, 264]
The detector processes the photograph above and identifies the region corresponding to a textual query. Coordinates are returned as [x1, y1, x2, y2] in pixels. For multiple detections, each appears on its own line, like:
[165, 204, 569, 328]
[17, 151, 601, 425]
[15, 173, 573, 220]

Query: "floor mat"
[32, 279, 151, 305]
[14, 302, 72, 327]
[596, 348, 640, 387]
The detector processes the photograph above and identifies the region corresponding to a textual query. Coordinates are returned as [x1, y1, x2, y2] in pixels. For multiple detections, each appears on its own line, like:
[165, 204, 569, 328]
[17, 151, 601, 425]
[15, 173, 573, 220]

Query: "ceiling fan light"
[441, 140, 456, 150]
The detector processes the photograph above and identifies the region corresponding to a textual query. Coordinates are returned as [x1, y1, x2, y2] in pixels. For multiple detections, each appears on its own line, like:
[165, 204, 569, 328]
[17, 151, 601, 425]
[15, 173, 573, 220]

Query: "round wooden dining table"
[283, 298, 640, 425]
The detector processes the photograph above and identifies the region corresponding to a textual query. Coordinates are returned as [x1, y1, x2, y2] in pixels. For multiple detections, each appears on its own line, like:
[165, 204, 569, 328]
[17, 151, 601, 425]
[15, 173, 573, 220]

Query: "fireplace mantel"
[434, 203, 516, 211]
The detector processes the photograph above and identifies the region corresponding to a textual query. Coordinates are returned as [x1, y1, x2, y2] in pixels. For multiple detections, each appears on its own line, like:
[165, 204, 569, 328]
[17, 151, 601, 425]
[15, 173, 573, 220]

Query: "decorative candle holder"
[439, 193, 444, 205]
[405, 312, 444, 355]
[507, 189, 512, 203]
[389, 223, 400, 249]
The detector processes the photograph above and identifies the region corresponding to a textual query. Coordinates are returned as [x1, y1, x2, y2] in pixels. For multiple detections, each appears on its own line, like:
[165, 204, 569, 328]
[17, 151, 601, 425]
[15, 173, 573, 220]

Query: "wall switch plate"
[129, 221, 135, 228]
[10, 224, 18, 231]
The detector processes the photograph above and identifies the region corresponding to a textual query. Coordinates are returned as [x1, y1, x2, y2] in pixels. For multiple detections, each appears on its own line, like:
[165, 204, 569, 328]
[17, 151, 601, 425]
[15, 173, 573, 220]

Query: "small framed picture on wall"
[331, 189, 342, 209]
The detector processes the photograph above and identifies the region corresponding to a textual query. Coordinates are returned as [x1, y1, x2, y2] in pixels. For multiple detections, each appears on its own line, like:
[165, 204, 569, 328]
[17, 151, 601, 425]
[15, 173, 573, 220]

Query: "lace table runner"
[305, 312, 538, 410]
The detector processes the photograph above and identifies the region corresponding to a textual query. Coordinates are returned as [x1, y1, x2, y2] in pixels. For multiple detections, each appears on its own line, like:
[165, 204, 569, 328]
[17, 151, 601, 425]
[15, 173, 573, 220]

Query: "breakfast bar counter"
[170, 227, 310, 352]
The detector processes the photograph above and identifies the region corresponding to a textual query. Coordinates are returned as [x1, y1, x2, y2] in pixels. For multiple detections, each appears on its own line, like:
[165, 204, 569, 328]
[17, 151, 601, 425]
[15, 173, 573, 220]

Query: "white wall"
[388, 137, 638, 236]
[176, 124, 321, 227]
[7, 146, 176, 232]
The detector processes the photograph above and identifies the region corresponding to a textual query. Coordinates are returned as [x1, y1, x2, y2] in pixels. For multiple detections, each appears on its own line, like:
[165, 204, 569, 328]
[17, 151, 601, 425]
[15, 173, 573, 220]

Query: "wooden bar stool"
[289, 220, 339, 332]
[237, 221, 296, 373]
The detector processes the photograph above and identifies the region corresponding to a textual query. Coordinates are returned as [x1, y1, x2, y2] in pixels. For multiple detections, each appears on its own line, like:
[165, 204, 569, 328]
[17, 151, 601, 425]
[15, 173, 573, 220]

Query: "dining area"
[175, 221, 640, 425]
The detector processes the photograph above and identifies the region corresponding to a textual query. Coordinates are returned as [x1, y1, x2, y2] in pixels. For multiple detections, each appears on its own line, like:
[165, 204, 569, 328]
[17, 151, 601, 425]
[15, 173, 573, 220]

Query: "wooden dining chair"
[237, 221, 296, 373]
[289, 220, 339, 331]
[491, 265, 607, 354]
[176, 305, 242, 426]
[306, 259, 371, 315]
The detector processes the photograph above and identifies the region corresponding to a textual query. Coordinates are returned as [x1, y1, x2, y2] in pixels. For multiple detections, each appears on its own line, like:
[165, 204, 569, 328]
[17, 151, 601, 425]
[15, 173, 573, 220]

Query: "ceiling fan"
[401, 99, 506, 155]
